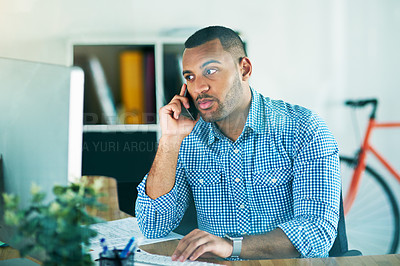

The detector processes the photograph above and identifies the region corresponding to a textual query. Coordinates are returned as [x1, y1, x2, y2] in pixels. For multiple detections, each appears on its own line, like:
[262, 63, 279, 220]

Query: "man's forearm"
[241, 228, 300, 259]
[171, 227, 300, 262]
[145, 136, 184, 199]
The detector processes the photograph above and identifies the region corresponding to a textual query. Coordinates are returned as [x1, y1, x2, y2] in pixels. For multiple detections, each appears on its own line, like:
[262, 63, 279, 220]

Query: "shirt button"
[235, 177, 240, 183]
[239, 204, 245, 209]
[271, 178, 277, 183]
[199, 178, 204, 184]
[234, 149, 239, 154]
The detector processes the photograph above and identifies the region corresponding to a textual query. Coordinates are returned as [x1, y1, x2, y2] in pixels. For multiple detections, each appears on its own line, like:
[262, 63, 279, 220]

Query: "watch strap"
[224, 234, 243, 258]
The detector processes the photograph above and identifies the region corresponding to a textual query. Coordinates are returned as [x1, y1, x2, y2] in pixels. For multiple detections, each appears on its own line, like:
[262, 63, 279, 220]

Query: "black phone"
[181, 88, 198, 120]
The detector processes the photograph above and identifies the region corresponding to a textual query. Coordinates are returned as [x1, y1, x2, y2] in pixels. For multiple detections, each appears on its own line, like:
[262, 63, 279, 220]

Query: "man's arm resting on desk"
[242, 228, 300, 259]
[172, 212, 338, 261]
[171, 227, 299, 261]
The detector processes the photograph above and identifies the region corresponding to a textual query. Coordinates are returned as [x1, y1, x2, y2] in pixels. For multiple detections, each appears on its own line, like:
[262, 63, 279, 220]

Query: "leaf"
[32, 192, 46, 204]
[30, 183, 42, 195]
[4, 210, 20, 225]
[53, 186, 66, 196]
[2, 193, 19, 209]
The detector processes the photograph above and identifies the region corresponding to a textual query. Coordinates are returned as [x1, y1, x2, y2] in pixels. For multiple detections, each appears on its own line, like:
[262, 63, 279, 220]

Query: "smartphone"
[180, 88, 198, 120]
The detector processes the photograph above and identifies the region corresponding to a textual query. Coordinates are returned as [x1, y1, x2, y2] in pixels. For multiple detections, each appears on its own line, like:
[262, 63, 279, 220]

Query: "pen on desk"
[128, 237, 142, 256]
[120, 237, 135, 258]
[100, 238, 108, 256]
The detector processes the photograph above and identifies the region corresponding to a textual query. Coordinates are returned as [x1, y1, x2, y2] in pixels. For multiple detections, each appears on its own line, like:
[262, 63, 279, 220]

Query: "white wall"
[1, 0, 399, 254]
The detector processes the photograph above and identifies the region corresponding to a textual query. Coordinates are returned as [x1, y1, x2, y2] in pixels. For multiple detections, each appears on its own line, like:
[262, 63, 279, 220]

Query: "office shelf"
[69, 35, 186, 215]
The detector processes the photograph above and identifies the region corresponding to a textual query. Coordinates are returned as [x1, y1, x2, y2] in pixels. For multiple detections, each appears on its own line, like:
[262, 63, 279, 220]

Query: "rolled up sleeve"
[135, 160, 191, 239]
[279, 115, 341, 257]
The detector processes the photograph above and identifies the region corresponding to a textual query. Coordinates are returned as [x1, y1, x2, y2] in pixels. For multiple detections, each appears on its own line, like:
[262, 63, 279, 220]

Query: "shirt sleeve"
[135, 158, 191, 238]
[278, 114, 341, 258]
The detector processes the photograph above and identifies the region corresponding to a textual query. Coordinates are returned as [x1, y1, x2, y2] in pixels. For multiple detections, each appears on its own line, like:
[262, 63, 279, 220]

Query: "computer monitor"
[0, 57, 84, 245]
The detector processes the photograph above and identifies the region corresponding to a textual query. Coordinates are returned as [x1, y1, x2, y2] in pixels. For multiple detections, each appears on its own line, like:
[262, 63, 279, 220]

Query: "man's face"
[182, 39, 244, 123]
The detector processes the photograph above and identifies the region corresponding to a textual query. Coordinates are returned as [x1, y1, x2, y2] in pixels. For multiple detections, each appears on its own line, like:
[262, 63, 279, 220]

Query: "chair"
[174, 193, 362, 257]
[173, 193, 198, 236]
[85, 176, 131, 221]
[328, 193, 362, 257]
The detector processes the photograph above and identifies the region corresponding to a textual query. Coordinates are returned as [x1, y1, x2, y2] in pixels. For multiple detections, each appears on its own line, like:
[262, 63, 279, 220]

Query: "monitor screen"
[0, 57, 84, 244]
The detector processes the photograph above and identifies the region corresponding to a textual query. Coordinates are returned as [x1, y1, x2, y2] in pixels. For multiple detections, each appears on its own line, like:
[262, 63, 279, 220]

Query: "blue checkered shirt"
[136, 88, 341, 258]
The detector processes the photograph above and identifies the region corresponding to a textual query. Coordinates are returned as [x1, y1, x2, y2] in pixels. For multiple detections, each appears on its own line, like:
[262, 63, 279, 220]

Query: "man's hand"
[171, 229, 233, 262]
[160, 84, 199, 138]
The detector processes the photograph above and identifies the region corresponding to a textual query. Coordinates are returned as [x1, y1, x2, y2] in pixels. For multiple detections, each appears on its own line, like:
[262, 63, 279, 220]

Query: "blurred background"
[1, 0, 399, 255]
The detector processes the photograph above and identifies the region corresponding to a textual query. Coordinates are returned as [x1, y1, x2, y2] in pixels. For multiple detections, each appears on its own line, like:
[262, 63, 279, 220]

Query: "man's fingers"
[170, 94, 190, 110]
[161, 101, 181, 119]
[172, 229, 203, 260]
[172, 229, 233, 262]
[179, 83, 187, 96]
[162, 94, 190, 119]
[172, 229, 221, 262]
[178, 234, 211, 261]
[189, 243, 214, 261]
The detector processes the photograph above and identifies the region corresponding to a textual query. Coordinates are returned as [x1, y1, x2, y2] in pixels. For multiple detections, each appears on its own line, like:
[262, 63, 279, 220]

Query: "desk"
[1, 176, 399, 265]
[141, 241, 400, 265]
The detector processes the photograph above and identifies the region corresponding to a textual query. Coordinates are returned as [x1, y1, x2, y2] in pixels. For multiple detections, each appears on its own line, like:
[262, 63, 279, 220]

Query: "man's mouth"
[197, 99, 214, 110]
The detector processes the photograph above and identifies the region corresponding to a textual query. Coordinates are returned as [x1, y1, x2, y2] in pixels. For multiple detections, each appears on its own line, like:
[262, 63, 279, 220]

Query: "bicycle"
[340, 99, 400, 255]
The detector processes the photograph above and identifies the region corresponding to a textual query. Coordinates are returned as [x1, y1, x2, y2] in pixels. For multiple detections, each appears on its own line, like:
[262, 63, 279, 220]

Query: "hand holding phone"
[180, 85, 198, 120]
[159, 84, 199, 138]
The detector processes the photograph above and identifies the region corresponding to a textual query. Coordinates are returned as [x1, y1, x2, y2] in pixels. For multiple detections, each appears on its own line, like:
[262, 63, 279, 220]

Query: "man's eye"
[205, 69, 217, 75]
[185, 75, 194, 81]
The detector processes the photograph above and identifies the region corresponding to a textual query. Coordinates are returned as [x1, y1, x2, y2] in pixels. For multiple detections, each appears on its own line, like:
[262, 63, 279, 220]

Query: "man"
[135, 26, 341, 261]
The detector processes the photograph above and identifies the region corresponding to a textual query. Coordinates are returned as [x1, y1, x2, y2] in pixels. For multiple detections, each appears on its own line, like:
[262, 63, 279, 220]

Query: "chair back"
[329, 194, 348, 256]
[329, 193, 362, 257]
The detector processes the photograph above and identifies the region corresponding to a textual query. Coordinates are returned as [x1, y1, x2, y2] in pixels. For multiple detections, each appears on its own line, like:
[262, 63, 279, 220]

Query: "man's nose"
[193, 76, 210, 94]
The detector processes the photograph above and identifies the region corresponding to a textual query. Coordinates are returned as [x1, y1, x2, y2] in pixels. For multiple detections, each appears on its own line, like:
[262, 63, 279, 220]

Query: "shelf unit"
[68, 35, 187, 215]
[68, 36, 187, 136]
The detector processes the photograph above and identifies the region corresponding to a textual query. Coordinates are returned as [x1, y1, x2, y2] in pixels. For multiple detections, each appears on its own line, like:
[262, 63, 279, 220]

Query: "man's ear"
[239, 57, 252, 81]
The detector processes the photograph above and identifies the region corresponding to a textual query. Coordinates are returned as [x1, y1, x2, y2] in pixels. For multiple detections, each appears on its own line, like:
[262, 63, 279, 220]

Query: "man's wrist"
[160, 134, 185, 145]
[158, 135, 185, 152]
[224, 234, 243, 258]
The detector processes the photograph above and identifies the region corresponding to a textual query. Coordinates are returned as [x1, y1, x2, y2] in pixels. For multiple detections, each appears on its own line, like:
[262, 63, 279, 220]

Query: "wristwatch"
[224, 233, 243, 258]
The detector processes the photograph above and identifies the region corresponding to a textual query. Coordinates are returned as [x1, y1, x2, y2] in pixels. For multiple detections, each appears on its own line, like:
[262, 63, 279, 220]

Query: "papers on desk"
[89, 217, 183, 255]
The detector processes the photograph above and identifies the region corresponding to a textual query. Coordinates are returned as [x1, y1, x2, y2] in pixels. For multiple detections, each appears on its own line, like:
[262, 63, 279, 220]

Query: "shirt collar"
[244, 87, 266, 134]
[207, 123, 221, 145]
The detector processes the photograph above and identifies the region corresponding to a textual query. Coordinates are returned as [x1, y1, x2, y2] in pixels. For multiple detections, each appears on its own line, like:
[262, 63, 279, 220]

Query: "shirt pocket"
[251, 168, 294, 218]
[186, 170, 222, 187]
[185, 170, 223, 219]
[252, 168, 293, 187]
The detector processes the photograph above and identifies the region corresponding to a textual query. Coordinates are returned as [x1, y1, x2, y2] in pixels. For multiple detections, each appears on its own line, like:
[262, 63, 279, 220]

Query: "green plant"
[2, 177, 106, 266]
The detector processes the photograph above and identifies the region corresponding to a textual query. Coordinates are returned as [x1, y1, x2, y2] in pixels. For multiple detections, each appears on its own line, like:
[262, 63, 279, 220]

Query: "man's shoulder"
[259, 94, 316, 125]
[253, 90, 327, 140]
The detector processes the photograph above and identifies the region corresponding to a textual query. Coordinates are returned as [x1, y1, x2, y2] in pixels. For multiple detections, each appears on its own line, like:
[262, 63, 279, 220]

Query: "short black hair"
[184, 26, 247, 62]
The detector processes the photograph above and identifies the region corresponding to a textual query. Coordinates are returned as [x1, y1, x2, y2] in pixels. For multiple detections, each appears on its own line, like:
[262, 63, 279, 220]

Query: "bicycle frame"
[344, 119, 400, 214]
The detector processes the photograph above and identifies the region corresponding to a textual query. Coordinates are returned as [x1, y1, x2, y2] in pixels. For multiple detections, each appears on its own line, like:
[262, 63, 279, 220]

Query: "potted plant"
[2, 177, 105, 266]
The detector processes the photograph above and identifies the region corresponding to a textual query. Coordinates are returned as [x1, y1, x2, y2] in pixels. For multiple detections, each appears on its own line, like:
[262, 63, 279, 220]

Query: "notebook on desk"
[90, 217, 220, 265]
[89, 217, 183, 255]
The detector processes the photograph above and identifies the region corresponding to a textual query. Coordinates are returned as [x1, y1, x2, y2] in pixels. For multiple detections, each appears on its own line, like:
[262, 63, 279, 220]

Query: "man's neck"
[215, 89, 252, 142]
